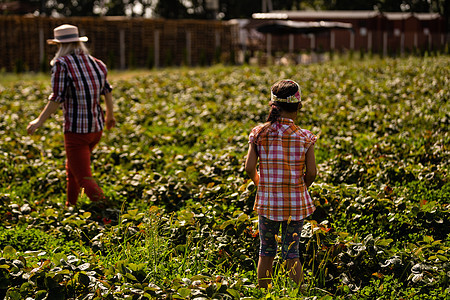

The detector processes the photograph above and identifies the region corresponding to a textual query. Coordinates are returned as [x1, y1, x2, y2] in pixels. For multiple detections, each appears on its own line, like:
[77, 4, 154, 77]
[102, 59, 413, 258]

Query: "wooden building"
[244, 10, 447, 56]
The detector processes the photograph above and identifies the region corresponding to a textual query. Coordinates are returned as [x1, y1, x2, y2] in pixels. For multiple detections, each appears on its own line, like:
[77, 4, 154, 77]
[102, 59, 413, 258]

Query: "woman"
[27, 24, 116, 207]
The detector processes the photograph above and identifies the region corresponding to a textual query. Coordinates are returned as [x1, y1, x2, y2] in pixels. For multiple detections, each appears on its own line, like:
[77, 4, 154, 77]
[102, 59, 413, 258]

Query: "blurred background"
[0, 0, 448, 72]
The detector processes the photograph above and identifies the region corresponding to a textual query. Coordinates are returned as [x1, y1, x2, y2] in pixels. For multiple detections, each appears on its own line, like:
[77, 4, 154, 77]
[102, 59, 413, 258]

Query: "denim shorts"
[258, 215, 304, 259]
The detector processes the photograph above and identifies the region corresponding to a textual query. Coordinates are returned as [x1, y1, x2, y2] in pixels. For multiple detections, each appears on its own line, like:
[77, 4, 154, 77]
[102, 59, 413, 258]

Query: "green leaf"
[376, 238, 393, 247]
[3, 246, 17, 259]
[423, 236, 434, 243]
[227, 288, 241, 299]
[45, 275, 59, 289]
[5, 290, 21, 300]
[128, 209, 139, 217]
[81, 212, 92, 219]
[436, 255, 448, 262]
[431, 240, 442, 246]
[51, 253, 67, 266]
[124, 272, 137, 281]
[76, 272, 91, 286]
[236, 213, 249, 224]
[220, 220, 234, 230]
[44, 208, 56, 217]
[177, 287, 191, 298]
[35, 290, 48, 300]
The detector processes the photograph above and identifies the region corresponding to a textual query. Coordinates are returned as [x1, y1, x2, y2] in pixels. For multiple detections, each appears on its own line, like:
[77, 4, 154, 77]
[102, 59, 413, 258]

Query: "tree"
[154, 0, 190, 18]
[0, 0, 41, 15]
[48, 0, 97, 16]
[2, 0, 448, 28]
[330, 0, 379, 10]
[219, 0, 261, 19]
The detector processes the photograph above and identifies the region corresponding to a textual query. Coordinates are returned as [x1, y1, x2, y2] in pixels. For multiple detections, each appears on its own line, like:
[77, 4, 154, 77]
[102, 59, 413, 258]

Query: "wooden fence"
[0, 16, 239, 72]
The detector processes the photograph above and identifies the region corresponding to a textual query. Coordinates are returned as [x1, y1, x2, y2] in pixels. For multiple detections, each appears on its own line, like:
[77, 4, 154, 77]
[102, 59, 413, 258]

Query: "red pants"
[64, 132, 104, 205]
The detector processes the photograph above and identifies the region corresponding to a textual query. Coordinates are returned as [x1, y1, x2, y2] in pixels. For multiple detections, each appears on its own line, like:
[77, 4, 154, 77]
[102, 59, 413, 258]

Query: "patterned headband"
[271, 80, 302, 103]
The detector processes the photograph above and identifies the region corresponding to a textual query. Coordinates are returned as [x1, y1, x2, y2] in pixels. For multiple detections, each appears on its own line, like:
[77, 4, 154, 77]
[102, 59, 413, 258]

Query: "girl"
[27, 24, 116, 207]
[245, 79, 317, 288]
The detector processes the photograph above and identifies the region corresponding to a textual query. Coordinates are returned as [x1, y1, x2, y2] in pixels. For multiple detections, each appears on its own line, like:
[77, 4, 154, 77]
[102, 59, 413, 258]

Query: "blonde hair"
[50, 42, 90, 66]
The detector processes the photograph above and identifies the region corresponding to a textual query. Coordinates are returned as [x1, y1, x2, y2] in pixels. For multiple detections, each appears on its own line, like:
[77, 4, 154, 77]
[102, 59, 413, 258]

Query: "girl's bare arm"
[245, 143, 260, 186]
[304, 144, 317, 187]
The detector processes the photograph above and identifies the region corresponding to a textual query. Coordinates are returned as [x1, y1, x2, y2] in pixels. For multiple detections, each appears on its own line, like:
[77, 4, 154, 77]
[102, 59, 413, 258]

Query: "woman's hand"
[104, 92, 115, 130]
[27, 118, 43, 135]
[105, 113, 116, 130]
[26, 101, 60, 135]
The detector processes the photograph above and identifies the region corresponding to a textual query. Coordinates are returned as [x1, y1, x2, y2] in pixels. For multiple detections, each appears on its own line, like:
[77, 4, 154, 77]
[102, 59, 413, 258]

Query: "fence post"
[186, 30, 191, 66]
[39, 27, 45, 68]
[119, 29, 125, 69]
[414, 32, 418, 50]
[309, 34, 315, 50]
[424, 28, 431, 51]
[350, 31, 355, 51]
[215, 30, 221, 48]
[154, 30, 160, 68]
[266, 33, 272, 57]
[401, 32, 405, 56]
[289, 34, 294, 53]
[330, 31, 335, 51]
[215, 30, 221, 63]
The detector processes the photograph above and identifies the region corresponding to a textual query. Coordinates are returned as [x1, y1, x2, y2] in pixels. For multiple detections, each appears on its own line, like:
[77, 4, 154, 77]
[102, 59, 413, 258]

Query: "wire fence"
[0, 16, 239, 72]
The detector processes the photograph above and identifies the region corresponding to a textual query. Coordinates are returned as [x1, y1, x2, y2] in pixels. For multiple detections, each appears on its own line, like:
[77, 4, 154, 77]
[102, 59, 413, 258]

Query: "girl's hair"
[267, 101, 301, 123]
[254, 80, 302, 145]
[267, 80, 301, 122]
[50, 42, 90, 66]
[271, 80, 300, 100]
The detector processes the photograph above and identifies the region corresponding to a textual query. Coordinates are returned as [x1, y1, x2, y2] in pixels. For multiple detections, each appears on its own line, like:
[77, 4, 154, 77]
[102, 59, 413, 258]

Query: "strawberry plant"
[0, 56, 449, 299]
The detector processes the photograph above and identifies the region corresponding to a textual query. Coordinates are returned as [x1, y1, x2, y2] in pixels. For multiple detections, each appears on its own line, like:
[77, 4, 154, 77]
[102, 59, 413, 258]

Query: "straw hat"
[47, 24, 88, 44]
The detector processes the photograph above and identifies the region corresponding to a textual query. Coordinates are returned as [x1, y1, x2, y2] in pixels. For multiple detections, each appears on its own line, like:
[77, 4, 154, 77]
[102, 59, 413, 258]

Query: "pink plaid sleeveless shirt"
[249, 118, 317, 221]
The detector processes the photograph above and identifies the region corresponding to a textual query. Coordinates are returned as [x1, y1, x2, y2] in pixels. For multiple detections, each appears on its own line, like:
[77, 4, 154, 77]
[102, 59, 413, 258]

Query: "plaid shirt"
[249, 118, 317, 221]
[49, 50, 112, 133]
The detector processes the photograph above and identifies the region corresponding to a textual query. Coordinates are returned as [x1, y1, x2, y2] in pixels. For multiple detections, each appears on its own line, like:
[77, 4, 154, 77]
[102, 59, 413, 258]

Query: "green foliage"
[0, 56, 449, 299]
[0, 224, 78, 253]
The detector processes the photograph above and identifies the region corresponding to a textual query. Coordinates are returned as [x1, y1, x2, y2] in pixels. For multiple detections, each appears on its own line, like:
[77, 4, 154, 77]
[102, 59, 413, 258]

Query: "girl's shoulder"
[292, 126, 318, 143]
[250, 123, 266, 132]
[248, 123, 269, 143]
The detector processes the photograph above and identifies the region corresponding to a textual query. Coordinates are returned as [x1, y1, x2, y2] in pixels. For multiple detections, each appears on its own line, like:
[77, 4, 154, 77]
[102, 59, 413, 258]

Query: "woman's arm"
[104, 91, 116, 130]
[304, 144, 317, 187]
[245, 143, 260, 186]
[27, 100, 60, 135]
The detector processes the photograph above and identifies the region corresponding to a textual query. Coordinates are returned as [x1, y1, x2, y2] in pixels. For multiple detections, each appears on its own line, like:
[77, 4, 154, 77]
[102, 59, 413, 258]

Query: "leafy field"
[0, 56, 449, 299]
